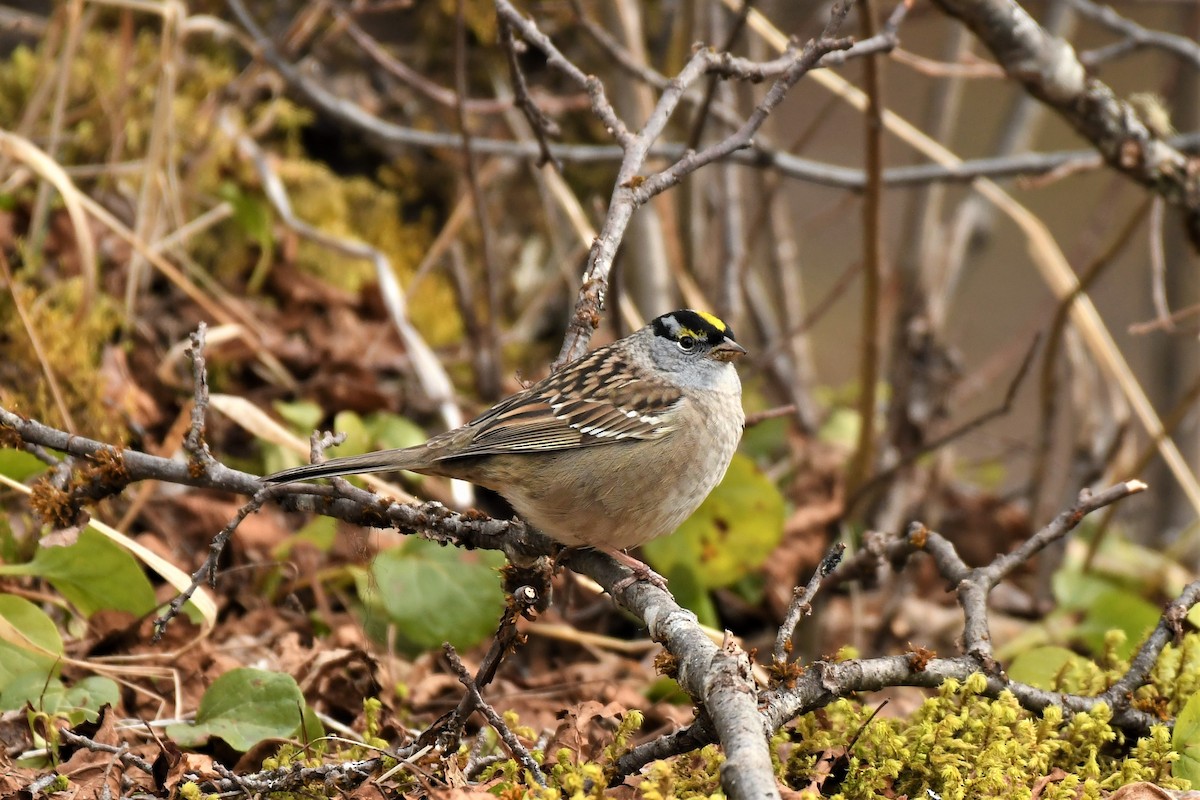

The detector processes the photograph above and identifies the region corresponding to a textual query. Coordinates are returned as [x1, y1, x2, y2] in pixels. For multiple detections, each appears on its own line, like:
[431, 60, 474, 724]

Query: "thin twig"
[192, 757, 384, 794]
[1148, 196, 1172, 329]
[498, 16, 560, 168]
[772, 543, 846, 666]
[444, 643, 547, 787]
[59, 726, 156, 776]
[454, 0, 502, 401]
[619, 480, 1154, 778]
[438, 579, 542, 751]
[1070, 0, 1200, 70]
[1027, 199, 1151, 524]
[743, 404, 798, 426]
[334, 5, 527, 115]
[543, 0, 861, 368]
[151, 488, 272, 640]
[686, 0, 755, 151]
[182, 323, 214, 468]
[845, 0, 886, 504]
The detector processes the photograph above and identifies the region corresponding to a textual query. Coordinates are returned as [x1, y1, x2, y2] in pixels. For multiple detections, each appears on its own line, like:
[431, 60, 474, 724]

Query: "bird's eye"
[678, 335, 697, 352]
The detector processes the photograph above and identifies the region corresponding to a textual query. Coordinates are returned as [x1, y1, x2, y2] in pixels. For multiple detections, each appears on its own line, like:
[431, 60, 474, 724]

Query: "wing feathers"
[432, 349, 684, 460]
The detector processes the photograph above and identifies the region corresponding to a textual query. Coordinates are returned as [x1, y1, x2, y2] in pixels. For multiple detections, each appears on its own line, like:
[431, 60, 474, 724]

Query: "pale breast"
[483, 386, 745, 551]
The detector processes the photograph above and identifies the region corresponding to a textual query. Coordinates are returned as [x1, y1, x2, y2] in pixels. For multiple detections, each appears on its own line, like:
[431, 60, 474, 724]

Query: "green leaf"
[643, 452, 785, 589]
[331, 411, 371, 456]
[166, 668, 305, 751]
[0, 674, 118, 724]
[1052, 569, 1129, 611]
[0, 448, 49, 482]
[218, 182, 275, 293]
[273, 400, 325, 433]
[364, 539, 505, 654]
[219, 182, 272, 241]
[739, 415, 789, 460]
[0, 595, 63, 687]
[1174, 692, 1200, 785]
[0, 670, 60, 712]
[1007, 646, 1094, 691]
[644, 677, 690, 705]
[1075, 588, 1160, 660]
[818, 407, 860, 450]
[62, 676, 120, 723]
[364, 412, 426, 451]
[0, 529, 156, 617]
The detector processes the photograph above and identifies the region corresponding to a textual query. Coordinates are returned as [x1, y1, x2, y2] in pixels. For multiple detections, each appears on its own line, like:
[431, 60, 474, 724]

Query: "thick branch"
[928, 0, 1200, 246]
[566, 549, 780, 800]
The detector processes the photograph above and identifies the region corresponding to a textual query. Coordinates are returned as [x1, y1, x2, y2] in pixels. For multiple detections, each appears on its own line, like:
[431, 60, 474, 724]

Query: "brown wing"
[426, 345, 684, 461]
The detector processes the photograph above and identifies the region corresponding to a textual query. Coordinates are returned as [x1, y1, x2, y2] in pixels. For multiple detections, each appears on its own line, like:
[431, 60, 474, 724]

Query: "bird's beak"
[709, 339, 748, 362]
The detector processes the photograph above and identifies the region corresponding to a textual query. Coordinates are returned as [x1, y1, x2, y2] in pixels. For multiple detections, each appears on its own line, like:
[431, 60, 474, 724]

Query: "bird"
[265, 309, 747, 588]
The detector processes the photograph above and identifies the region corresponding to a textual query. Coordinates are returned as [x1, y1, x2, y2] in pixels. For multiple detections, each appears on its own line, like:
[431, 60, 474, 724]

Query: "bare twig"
[192, 757, 384, 795]
[497, 16, 560, 168]
[1027, 199, 1151, 523]
[0, 400, 552, 560]
[333, 5, 527, 115]
[1071, 0, 1200, 70]
[444, 643, 547, 787]
[619, 480, 1157, 778]
[151, 488, 272, 641]
[1148, 197, 1172, 330]
[164, 8, 1200, 193]
[454, 0, 502, 401]
[435, 579, 542, 753]
[59, 726, 155, 776]
[772, 543, 846, 666]
[744, 404, 798, 426]
[566, 548, 779, 799]
[182, 323, 214, 468]
[215, 108, 471, 504]
[686, 0, 755, 151]
[845, 0, 886, 503]
[534, 0, 860, 368]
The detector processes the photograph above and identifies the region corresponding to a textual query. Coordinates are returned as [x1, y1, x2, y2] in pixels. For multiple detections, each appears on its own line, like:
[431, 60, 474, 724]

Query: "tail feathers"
[265, 448, 427, 483]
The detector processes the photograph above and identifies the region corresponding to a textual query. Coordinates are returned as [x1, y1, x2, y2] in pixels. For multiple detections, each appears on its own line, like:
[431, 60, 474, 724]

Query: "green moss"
[1150, 636, 1200, 717]
[0, 278, 124, 441]
[782, 674, 1187, 800]
[277, 160, 456, 345]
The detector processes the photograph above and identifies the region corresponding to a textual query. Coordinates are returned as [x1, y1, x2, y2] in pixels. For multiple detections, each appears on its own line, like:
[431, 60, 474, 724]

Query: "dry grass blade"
[207, 394, 418, 503]
[0, 473, 218, 633]
[0, 129, 97, 316]
[0, 251, 76, 433]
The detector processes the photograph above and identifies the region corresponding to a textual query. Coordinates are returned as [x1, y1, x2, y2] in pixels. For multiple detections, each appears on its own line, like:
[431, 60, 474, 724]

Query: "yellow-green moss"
[277, 160, 459, 346]
[783, 674, 1186, 800]
[0, 278, 125, 441]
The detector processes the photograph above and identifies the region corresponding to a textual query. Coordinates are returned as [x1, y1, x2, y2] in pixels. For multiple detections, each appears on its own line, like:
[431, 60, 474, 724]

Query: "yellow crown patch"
[694, 310, 727, 332]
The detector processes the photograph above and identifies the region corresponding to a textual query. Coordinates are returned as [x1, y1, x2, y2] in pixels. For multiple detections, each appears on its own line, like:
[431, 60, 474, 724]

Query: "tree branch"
[928, 0, 1200, 248]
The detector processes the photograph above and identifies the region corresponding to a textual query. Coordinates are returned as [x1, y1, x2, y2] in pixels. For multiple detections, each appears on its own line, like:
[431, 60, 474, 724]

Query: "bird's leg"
[604, 548, 669, 593]
[558, 546, 669, 593]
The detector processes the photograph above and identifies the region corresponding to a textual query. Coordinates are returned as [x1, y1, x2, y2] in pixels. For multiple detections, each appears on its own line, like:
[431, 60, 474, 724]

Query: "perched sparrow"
[267, 310, 746, 586]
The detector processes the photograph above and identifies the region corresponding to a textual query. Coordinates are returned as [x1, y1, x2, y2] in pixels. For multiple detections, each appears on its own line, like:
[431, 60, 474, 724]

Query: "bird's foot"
[606, 549, 669, 593]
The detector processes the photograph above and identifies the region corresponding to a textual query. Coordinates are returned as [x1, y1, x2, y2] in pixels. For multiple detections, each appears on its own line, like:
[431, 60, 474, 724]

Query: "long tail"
[264, 448, 428, 483]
